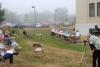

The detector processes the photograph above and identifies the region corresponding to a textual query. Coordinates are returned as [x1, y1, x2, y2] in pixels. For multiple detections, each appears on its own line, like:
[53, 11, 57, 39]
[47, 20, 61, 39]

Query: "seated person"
[74, 30, 81, 43]
[63, 31, 71, 40]
[11, 38, 21, 51]
[75, 30, 80, 37]
[58, 29, 64, 37]
[4, 35, 12, 46]
[4, 30, 10, 37]
[0, 42, 5, 59]
[0, 40, 19, 64]
[0, 42, 14, 64]
[59, 29, 64, 33]
[63, 31, 71, 37]
[51, 28, 56, 36]
[3, 48, 14, 64]
[1, 48, 18, 64]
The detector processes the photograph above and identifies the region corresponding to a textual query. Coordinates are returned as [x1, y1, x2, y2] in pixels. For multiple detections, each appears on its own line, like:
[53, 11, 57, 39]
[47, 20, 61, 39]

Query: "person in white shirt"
[2, 48, 15, 64]
[10, 37, 21, 50]
[0, 43, 5, 58]
[51, 28, 56, 36]
[11, 40, 19, 50]
[2, 38, 20, 64]
[74, 30, 81, 43]
[75, 30, 81, 37]
[11, 38, 21, 55]
[89, 34, 100, 67]
[0, 41, 14, 64]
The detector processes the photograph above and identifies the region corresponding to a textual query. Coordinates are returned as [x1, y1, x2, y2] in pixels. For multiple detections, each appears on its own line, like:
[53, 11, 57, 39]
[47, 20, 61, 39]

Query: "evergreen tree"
[0, 4, 5, 25]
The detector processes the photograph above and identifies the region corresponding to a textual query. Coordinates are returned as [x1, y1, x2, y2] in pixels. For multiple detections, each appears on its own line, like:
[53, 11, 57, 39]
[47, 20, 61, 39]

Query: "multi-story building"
[76, 0, 100, 35]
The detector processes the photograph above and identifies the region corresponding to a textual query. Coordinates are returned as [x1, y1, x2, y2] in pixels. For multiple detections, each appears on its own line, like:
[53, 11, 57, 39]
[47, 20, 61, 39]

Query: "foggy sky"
[1, 0, 76, 14]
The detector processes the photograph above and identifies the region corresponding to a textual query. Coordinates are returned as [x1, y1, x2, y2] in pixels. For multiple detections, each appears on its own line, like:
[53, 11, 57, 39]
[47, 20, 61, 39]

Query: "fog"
[1, 0, 75, 14]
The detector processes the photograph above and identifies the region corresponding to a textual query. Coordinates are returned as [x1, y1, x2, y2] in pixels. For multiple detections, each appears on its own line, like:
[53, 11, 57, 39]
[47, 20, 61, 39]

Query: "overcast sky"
[1, 0, 76, 15]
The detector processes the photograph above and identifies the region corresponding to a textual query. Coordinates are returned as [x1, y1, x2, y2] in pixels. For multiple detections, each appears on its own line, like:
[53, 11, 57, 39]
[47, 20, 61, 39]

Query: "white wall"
[76, 23, 100, 35]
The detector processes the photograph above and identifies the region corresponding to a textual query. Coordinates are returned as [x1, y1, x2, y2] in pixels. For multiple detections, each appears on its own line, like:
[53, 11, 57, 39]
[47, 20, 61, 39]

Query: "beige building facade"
[76, 0, 100, 23]
[76, 0, 100, 35]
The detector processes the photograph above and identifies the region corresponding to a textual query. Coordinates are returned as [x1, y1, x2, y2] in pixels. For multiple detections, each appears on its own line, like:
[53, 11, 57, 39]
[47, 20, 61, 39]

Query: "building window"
[97, 2, 100, 16]
[89, 3, 95, 17]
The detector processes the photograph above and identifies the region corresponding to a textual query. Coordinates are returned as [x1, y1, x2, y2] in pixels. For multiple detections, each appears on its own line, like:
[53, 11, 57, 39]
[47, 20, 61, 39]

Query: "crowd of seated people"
[51, 28, 81, 43]
[0, 28, 21, 66]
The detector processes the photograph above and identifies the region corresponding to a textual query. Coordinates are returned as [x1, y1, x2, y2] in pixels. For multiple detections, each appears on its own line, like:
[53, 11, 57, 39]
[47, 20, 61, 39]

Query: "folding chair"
[33, 43, 45, 56]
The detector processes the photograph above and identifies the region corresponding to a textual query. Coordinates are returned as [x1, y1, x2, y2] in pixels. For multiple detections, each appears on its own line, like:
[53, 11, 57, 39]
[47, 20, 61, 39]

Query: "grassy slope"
[7, 28, 91, 67]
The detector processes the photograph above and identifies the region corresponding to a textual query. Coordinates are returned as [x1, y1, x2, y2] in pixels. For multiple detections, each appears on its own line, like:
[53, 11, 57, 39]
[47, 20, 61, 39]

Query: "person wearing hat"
[4, 29, 10, 37]
[89, 33, 100, 67]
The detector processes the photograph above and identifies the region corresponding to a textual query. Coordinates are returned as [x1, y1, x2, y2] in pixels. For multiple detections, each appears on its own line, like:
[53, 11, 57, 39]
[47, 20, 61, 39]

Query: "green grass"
[10, 28, 91, 67]
[41, 36, 83, 52]
[25, 28, 83, 52]
[15, 28, 84, 52]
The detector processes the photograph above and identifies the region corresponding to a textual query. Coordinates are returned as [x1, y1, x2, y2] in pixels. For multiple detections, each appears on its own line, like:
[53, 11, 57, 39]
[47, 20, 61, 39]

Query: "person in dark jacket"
[95, 25, 100, 35]
[23, 29, 28, 38]
[4, 35, 12, 47]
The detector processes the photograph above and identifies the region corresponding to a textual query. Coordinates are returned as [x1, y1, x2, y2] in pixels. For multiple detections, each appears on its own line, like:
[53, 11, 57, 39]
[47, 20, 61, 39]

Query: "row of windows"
[89, 2, 100, 17]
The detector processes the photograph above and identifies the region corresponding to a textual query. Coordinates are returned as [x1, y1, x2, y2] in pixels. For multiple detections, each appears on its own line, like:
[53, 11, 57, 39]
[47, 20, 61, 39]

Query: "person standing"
[89, 34, 100, 67]
[95, 25, 100, 35]
[23, 29, 28, 38]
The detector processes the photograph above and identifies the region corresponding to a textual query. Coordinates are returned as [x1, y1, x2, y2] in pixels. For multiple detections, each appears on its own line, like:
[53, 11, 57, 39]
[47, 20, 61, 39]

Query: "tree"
[0, 4, 5, 24]
[4, 9, 21, 24]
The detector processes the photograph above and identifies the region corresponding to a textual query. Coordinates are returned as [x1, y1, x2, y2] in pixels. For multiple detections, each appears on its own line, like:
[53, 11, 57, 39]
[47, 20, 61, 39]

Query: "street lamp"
[0, 3, 1, 8]
[0, 0, 2, 8]
[32, 6, 36, 28]
[0, 0, 3, 8]
[54, 9, 58, 27]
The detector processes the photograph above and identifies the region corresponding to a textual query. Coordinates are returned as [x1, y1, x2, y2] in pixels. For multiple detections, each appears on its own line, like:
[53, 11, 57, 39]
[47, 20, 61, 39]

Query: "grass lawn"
[5, 28, 92, 67]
